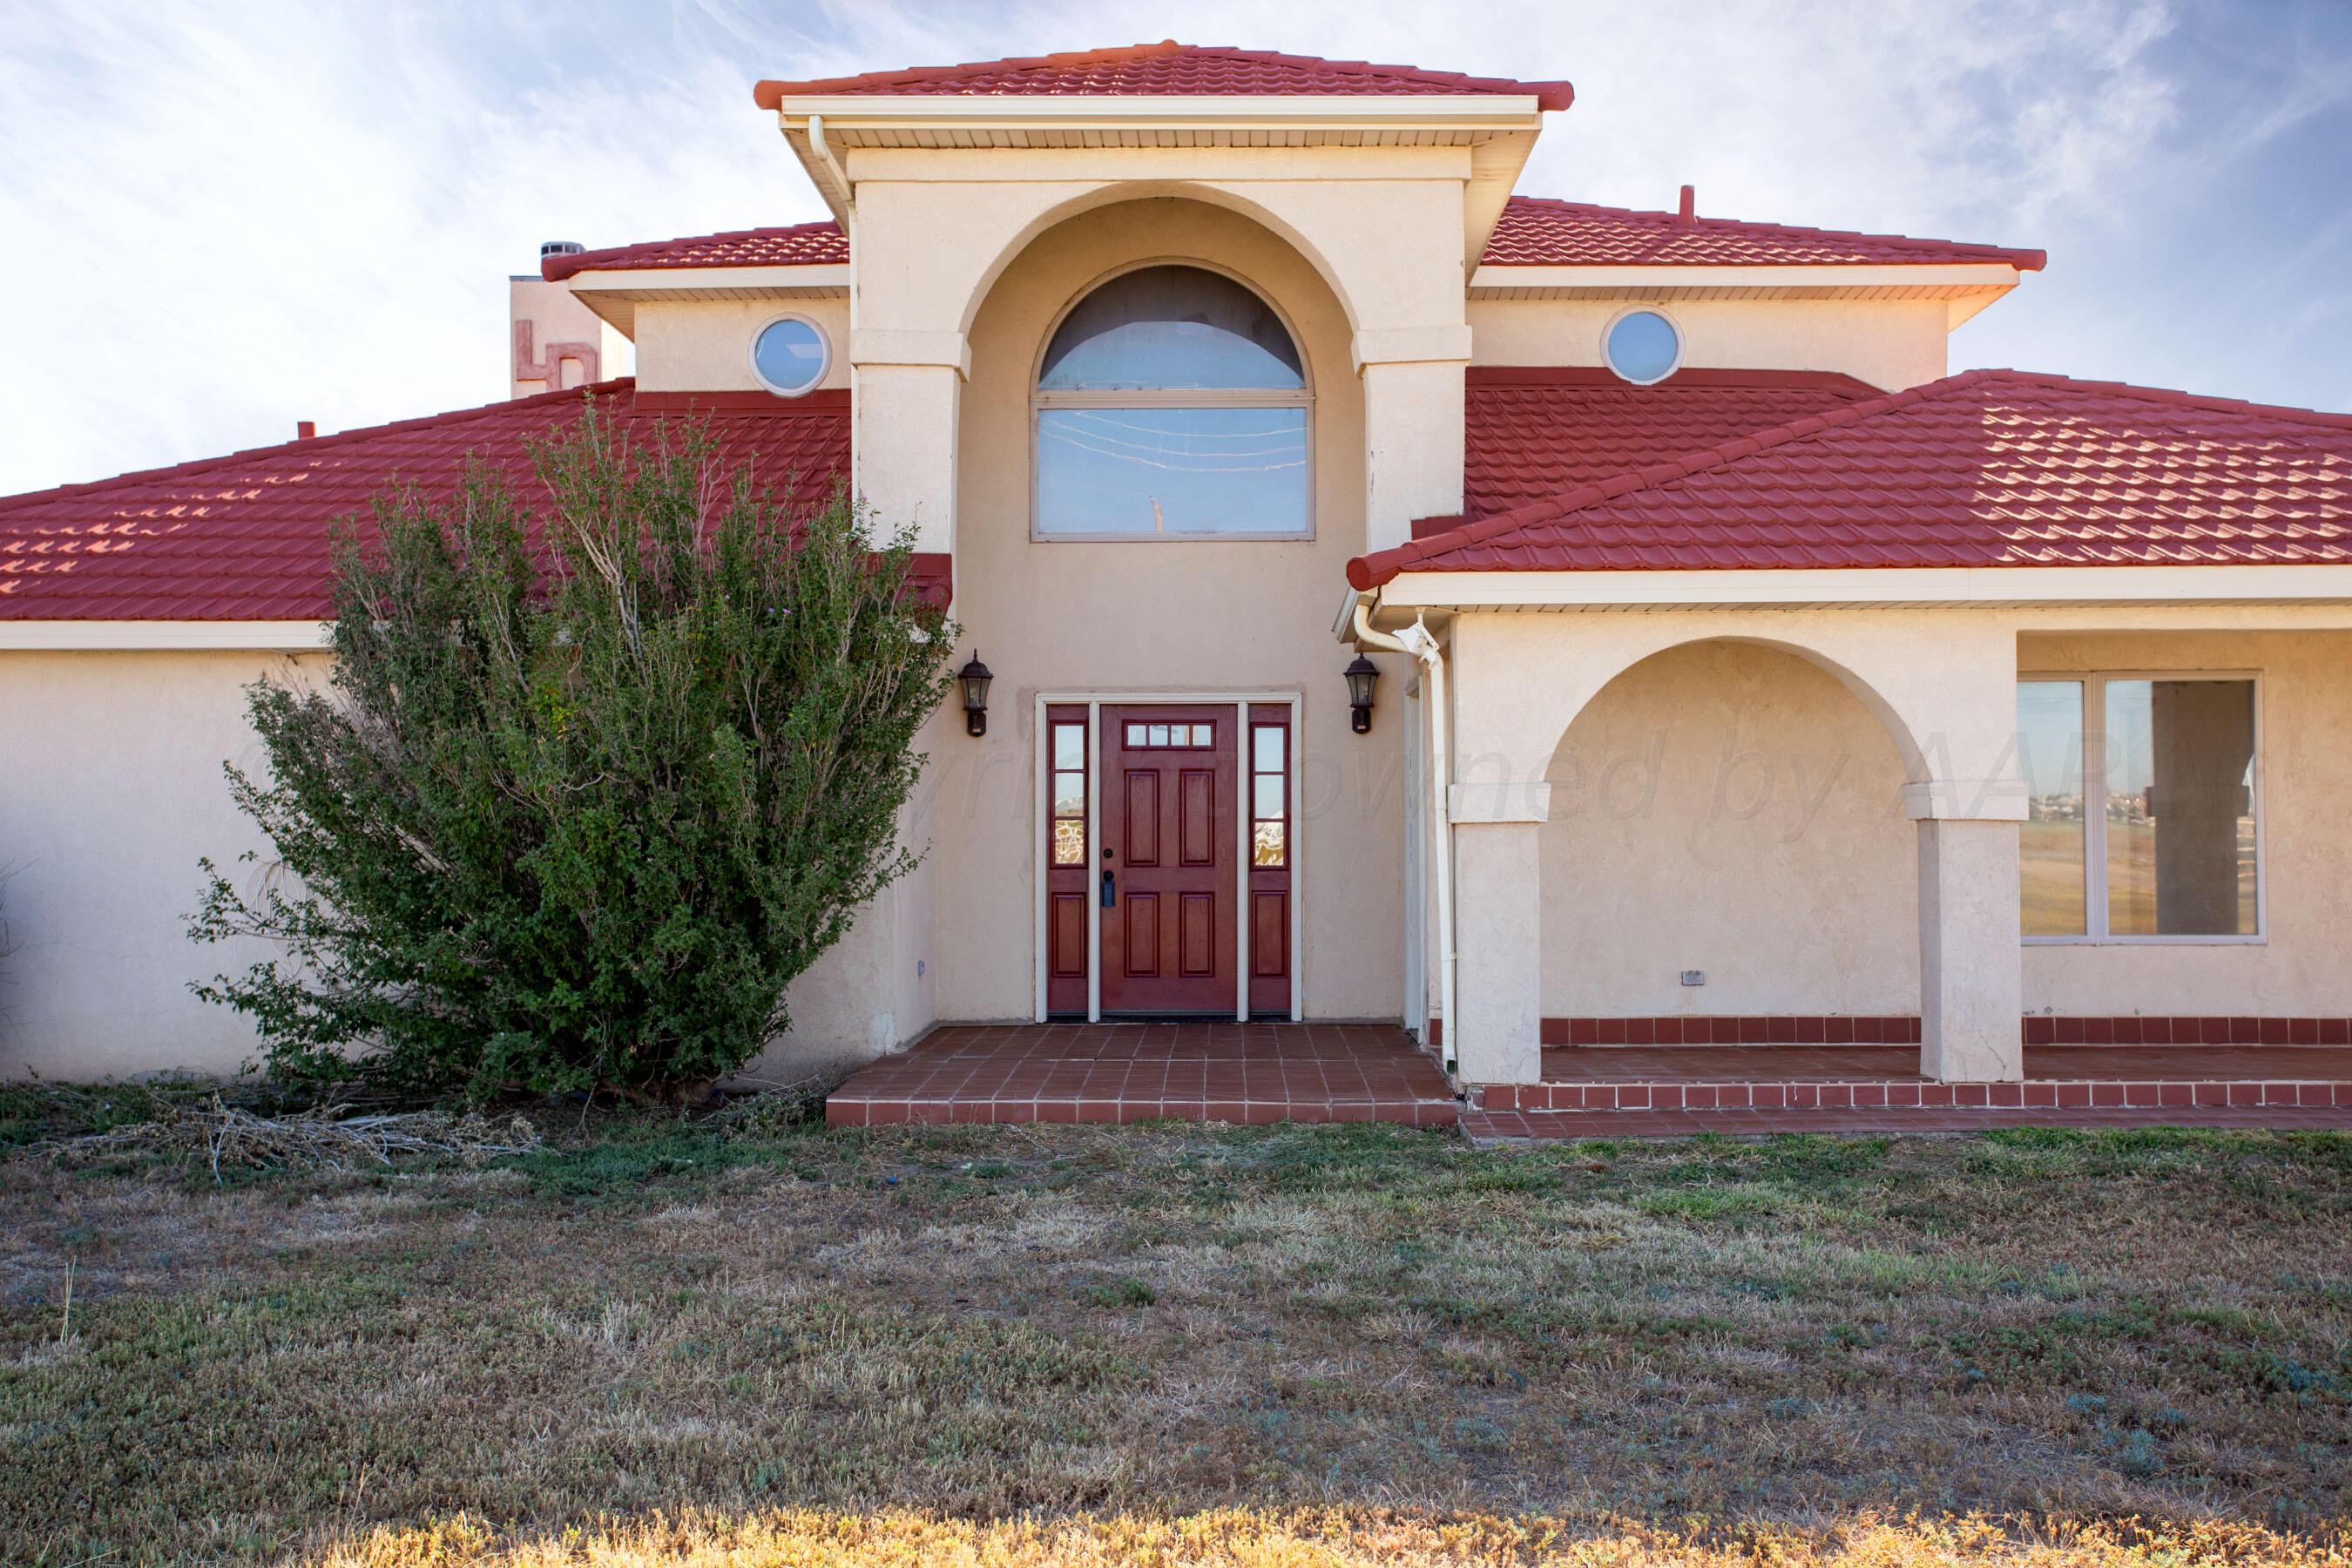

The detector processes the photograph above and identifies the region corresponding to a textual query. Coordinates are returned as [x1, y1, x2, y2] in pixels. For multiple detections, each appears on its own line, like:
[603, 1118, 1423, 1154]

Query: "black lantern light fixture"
[1343, 652, 1380, 734]
[957, 652, 993, 737]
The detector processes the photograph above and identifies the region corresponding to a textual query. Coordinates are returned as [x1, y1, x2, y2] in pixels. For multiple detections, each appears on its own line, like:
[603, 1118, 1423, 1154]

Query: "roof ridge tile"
[754, 42, 1571, 110]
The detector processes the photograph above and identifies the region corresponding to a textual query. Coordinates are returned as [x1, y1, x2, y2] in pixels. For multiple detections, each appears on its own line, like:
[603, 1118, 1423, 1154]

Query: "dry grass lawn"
[2, 1093, 2347, 1565]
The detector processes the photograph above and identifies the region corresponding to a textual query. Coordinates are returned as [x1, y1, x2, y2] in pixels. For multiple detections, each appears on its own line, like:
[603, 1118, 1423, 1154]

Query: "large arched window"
[1033, 265, 1311, 539]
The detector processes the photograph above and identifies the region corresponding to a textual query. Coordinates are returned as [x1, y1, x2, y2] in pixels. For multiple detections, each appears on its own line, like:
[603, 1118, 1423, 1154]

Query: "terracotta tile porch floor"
[824, 1022, 1458, 1127]
[825, 1029, 2352, 1138]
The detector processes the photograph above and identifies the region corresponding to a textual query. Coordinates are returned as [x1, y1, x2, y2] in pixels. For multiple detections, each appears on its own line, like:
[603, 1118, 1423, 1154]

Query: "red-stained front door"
[1099, 705, 1237, 1015]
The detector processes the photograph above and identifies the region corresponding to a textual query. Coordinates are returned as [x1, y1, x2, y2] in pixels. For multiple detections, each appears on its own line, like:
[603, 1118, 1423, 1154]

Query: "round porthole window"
[750, 315, 829, 396]
[1603, 308, 1682, 386]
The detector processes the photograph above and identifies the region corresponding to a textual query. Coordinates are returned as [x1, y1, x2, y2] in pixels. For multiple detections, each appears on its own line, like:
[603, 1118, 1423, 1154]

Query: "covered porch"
[1391, 605, 2352, 1104]
[1342, 363, 2352, 1112]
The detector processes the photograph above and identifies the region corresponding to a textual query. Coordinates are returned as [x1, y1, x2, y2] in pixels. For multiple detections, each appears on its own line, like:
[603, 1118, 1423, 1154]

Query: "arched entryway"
[1540, 639, 1919, 1031]
[1440, 610, 2026, 1088]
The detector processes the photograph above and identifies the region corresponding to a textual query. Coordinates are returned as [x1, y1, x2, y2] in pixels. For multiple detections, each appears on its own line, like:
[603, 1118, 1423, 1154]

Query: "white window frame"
[747, 311, 832, 397]
[2018, 669, 2266, 946]
[1029, 258, 1315, 544]
[1599, 303, 1685, 386]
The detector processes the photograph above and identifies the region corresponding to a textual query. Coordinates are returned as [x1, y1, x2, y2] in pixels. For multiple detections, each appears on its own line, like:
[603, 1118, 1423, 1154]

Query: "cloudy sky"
[3, 0, 2347, 497]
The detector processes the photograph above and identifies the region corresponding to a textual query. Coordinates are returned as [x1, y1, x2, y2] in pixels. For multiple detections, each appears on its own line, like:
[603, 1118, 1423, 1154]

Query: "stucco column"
[850, 341, 966, 556]
[1916, 816, 2024, 1080]
[1358, 329, 1470, 556]
[1450, 779, 1549, 1085]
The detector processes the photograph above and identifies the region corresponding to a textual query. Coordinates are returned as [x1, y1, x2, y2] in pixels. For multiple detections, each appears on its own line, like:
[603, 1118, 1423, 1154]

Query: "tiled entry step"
[1465, 1102, 2352, 1143]
[1482, 1078, 2352, 1112]
[826, 1022, 1459, 1128]
[1479, 1044, 2352, 1115]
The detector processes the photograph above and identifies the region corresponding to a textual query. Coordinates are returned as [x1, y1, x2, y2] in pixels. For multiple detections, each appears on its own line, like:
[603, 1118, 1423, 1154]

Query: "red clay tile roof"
[753, 41, 1571, 110]
[0, 382, 854, 621]
[549, 196, 2040, 280]
[1464, 368, 1878, 519]
[542, 220, 848, 281]
[1349, 370, 2352, 588]
[1483, 197, 2046, 270]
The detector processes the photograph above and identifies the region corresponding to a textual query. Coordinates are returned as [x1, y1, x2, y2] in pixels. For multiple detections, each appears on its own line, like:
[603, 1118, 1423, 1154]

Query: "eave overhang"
[562, 263, 852, 337]
[765, 91, 1551, 131]
[0, 620, 334, 652]
[1469, 260, 2024, 328]
[1364, 564, 2352, 617]
[770, 94, 1550, 264]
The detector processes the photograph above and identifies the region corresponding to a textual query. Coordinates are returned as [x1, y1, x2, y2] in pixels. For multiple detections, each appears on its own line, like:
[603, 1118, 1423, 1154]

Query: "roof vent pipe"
[539, 240, 585, 259]
[1676, 185, 1696, 226]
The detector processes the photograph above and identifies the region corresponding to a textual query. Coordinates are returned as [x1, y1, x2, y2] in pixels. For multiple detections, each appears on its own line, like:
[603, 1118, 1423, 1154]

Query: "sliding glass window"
[2017, 674, 2260, 943]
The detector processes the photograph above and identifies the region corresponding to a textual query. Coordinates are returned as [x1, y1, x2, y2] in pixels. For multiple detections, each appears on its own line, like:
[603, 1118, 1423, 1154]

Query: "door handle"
[1100, 868, 1116, 908]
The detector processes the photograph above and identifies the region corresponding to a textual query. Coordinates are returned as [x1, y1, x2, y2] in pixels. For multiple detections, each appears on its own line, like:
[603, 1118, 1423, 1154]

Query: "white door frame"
[1032, 689, 1304, 1024]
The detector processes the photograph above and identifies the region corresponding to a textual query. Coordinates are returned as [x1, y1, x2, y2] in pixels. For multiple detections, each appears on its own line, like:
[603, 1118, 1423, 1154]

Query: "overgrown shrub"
[191, 402, 954, 1100]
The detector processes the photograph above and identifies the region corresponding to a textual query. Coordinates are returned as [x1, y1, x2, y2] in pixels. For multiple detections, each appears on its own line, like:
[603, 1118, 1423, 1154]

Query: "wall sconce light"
[957, 652, 993, 738]
[1344, 652, 1379, 734]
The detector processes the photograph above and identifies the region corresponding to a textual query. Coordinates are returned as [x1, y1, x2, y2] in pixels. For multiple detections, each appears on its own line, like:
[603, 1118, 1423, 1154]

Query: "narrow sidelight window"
[1250, 723, 1288, 868]
[2018, 675, 2259, 942]
[1050, 721, 1087, 867]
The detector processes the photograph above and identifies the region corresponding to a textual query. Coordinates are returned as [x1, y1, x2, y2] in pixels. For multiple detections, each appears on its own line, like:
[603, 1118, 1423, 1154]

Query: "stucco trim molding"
[1902, 780, 2028, 823]
[850, 328, 972, 376]
[1375, 564, 2352, 612]
[1352, 324, 1475, 369]
[0, 620, 332, 652]
[773, 94, 1550, 132]
[565, 263, 852, 295]
[1449, 781, 1551, 824]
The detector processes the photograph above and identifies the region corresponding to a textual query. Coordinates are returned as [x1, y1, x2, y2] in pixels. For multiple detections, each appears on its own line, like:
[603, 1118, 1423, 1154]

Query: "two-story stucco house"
[5, 43, 2350, 1130]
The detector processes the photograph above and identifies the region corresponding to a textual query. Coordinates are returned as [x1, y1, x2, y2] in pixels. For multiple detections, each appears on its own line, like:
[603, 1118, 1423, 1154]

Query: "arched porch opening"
[1443, 612, 2026, 1089]
[1538, 639, 1919, 1049]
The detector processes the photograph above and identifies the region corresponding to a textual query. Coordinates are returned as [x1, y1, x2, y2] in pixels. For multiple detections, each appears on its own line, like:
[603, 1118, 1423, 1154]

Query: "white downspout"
[807, 113, 853, 216]
[1352, 599, 1456, 1076]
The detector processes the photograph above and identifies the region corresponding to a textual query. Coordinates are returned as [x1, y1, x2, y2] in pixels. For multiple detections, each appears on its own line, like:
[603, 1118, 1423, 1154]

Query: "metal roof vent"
[539, 240, 585, 259]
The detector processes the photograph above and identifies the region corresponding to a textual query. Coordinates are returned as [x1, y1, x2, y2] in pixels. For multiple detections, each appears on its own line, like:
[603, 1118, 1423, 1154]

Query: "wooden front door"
[1099, 705, 1237, 1015]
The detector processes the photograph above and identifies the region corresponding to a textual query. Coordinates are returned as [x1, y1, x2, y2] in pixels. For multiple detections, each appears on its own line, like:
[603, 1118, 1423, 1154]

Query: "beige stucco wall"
[0, 652, 294, 1079]
[1541, 639, 1919, 1017]
[1467, 296, 1950, 392]
[2018, 630, 2352, 1017]
[631, 297, 853, 396]
[928, 196, 1409, 1024]
[0, 652, 922, 1085]
[841, 145, 1475, 559]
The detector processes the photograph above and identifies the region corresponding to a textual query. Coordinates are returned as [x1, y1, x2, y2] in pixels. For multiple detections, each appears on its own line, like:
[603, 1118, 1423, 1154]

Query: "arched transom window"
[1033, 265, 1311, 539]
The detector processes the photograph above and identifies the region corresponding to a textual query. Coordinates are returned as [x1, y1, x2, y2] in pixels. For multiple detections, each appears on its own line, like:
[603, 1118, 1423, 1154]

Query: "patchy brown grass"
[311, 1510, 2351, 1567]
[1, 1111, 2347, 1565]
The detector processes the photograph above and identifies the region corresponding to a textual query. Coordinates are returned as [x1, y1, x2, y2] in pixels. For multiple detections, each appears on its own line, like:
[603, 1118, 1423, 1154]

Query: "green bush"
[191, 402, 954, 1101]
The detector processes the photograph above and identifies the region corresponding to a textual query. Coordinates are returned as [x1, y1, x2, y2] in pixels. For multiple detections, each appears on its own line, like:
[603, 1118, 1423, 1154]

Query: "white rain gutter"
[1351, 598, 1456, 1075]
